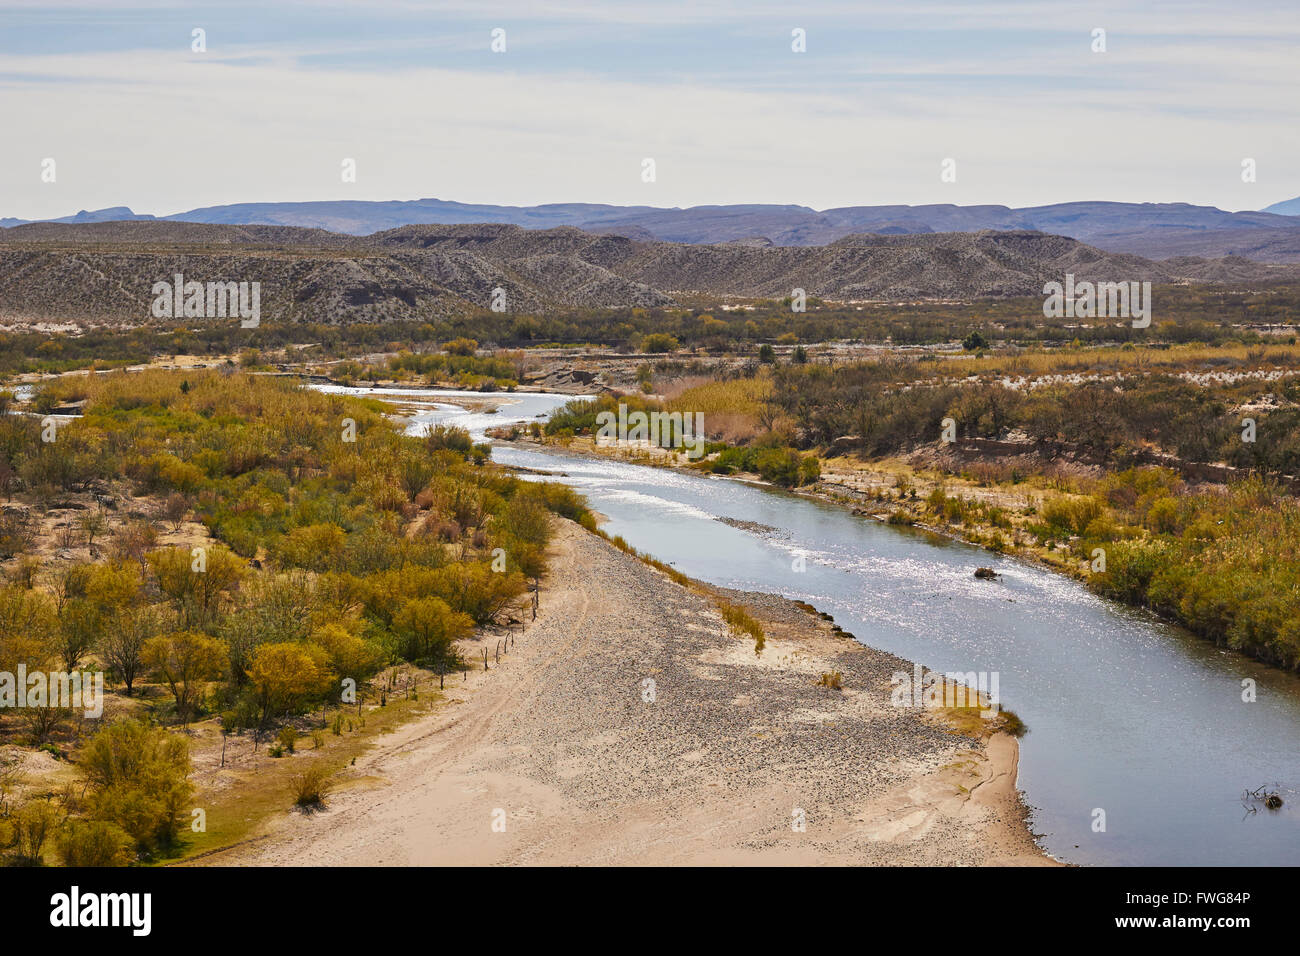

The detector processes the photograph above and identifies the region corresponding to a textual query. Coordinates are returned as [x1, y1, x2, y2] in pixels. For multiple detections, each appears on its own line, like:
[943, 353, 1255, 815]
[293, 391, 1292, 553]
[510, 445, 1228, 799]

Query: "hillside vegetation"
[0, 370, 588, 865]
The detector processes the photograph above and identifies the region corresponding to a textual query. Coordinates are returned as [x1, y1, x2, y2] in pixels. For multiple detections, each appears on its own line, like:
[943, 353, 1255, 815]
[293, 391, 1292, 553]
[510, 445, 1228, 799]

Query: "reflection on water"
[322, 384, 1300, 866]
[311, 384, 588, 441]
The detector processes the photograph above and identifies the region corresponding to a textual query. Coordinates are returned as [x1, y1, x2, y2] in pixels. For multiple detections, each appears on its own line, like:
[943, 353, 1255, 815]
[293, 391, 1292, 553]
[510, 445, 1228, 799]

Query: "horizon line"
[6, 194, 1297, 224]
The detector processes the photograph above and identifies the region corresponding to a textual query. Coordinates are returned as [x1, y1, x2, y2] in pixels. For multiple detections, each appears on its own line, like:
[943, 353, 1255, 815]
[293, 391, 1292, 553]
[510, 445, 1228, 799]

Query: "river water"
[323, 384, 1300, 866]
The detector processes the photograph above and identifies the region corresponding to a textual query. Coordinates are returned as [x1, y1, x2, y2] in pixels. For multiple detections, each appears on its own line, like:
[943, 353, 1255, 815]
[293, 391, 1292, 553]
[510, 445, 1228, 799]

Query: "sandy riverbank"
[197, 520, 1053, 866]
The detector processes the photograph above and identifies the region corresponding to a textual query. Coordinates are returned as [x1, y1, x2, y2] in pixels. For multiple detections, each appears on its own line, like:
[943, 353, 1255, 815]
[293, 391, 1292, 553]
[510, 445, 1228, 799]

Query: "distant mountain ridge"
[1263, 197, 1300, 217]
[3, 221, 1298, 325]
[5, 196, 1300, 261]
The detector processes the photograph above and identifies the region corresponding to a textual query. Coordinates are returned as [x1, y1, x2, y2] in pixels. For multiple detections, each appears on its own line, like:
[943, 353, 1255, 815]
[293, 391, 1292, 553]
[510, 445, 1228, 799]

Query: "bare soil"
[197, 521, 1052, 866]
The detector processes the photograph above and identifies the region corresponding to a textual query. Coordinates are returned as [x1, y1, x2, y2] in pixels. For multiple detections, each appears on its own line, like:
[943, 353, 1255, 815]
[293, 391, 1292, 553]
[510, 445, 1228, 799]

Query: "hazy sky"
[2, 0, 1298, 219]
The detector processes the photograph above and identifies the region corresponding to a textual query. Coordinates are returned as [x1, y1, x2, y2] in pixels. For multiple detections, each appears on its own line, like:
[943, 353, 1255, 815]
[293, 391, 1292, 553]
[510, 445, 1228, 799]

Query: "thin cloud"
[0, 2, 1295, 217]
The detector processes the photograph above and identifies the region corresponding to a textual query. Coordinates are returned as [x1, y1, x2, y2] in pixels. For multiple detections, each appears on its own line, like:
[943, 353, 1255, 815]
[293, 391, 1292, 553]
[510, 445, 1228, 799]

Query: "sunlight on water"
[321, 385, 1300, 866]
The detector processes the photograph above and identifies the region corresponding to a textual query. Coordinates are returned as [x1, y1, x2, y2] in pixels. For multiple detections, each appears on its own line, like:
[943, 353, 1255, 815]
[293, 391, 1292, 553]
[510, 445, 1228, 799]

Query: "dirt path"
[200, 522, 1053, 866]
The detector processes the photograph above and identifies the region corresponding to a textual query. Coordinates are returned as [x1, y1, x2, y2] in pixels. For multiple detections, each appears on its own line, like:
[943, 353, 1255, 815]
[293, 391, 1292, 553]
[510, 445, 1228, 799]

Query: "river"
[322, 383, 1300, 866]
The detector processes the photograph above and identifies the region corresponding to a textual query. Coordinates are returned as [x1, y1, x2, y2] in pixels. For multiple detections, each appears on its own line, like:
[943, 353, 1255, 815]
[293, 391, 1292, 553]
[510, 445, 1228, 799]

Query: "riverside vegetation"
[4, 284, 1300, 863]
[599, 345, 1300, 673]
[539, 392, 821, 489]
[5, 280, 1300, 378]
[0, 369, 588, 865]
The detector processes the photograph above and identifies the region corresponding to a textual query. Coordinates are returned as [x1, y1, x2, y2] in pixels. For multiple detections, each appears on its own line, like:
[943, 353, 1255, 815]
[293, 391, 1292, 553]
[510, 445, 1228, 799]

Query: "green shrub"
[291, 764, 333, 809]
[78, 719, 192, 853]
[277, 726, 297, 754]
[1042, 496, 1104, 536]
[1089, 539, 1170, 604]
[641, 333, 680, 353]
[55, 819, 134, 867]
[442, 338, 478, 357]
[10, 801, 61, 864]
[1145, 496, 1182, 535]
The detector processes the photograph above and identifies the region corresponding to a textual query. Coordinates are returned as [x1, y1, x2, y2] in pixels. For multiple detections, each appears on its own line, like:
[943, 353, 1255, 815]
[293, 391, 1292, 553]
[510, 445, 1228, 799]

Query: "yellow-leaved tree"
[141, 630, 229, 724]
[246, 641, 333, 732]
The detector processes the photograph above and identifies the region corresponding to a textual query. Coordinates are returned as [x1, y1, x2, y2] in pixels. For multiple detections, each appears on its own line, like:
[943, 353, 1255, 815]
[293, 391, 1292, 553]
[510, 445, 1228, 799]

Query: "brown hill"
[2, 222, 1296, 325]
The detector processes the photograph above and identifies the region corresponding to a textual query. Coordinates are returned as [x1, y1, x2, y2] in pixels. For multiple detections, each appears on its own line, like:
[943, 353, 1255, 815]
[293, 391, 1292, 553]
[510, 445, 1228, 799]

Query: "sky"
[1, 0, 1298, 220]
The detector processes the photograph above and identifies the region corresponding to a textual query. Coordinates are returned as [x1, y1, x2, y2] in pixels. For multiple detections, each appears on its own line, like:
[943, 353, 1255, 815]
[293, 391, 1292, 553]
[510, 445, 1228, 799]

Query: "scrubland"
[0, 369, 585, 865]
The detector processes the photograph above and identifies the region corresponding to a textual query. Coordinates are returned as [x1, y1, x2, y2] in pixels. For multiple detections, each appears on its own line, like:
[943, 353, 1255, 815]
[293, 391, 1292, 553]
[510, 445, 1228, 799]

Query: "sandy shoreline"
[197, 520, 1054, 866]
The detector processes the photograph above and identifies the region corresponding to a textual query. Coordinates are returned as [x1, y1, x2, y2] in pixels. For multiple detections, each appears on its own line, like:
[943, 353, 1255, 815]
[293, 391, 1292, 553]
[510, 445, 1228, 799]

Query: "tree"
[635, 364, 654, 392]
[53, 560, 142, 672]
[641, 333, 680, 354]
[49, 562, 95, 671]
[110, 518, 159, 572]
[0, 587, 66, 736]
[309, 623, 384, 683]
[496, 494, 551, 547]
[9, 801, 61, 864]
[246, 642, 332, 730]
[142, 631, 229, 724]
[99, 606, 159, 696]
[77, 508, 108, 552]
[399, 453, 436, 501]
[273, 523, 345, 572]
[962, 330, 989, 351]
[0, 508, 36, 559]
[429, 561, 526, 624]
[79, 719, 192, 853]
[162, 493, 191, 533]
[56, 819, 134, 867]
[0, 584, 54, 676]
[219, 573, 319, 683]
[758, 344, 776, 364]
[148, 544, 248, 629]
[442, 338, 478, 356]
[22, 700, 70, 745]
[489, 495, 551, 578]
[392, 596, 472, 663]
[423, 425, 472, 454]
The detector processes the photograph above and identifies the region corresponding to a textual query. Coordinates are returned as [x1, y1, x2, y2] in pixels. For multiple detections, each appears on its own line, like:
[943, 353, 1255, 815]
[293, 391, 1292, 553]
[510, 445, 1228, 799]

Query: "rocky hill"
[9, 198, 1300, 261]
[2, 221, 1296, 325]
